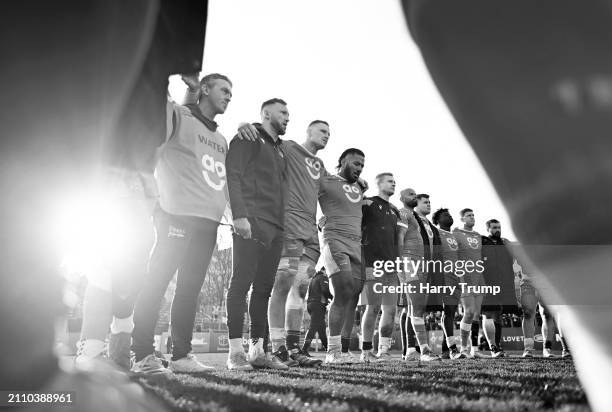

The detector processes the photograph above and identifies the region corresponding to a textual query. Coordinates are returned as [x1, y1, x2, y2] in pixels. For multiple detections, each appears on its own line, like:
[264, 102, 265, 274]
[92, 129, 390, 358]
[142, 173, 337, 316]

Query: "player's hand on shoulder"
[237, 122, 259, 141]
[233, 217, 252, 239]
[357, 177, 369, 193]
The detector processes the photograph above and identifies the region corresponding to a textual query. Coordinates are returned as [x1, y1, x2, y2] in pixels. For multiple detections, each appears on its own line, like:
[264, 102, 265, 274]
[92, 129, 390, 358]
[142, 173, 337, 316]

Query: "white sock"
[110, 315, 134, 334]
[471, 345, 479, 354]
[249, 338, 264, 352]
[78, 339, 105, 358]
[229, 338, 244, 354]
[378, 336, 391, 353]
[524, 337, 534, 350]
[328, 335, 341, 352]
[407, 347, 417, 355]
[269, 327, 286, 352]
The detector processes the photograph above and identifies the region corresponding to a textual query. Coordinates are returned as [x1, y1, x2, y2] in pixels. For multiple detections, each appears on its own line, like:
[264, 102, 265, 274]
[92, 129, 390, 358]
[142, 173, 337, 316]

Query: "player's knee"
[286, 289, 304, 310]
[331, 275, 354, 302]
[275, 257, 299, 293]
[365, 304, 381, 317]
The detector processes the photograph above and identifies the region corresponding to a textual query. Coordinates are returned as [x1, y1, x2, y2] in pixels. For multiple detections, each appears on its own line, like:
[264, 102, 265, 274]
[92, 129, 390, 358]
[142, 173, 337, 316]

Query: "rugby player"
[397, 189, 441, 361]
[319, 148, 366, 364]
[453, 208, 486, 358]
[131, 73, 233, 375]
[512, 247, 566, 358]
[432, 208, 461, 359]
[235, 120, 332, 367]
[481, 219, 517, 358]
[225, 99, 289, 370]
[359, 173, 400, 363]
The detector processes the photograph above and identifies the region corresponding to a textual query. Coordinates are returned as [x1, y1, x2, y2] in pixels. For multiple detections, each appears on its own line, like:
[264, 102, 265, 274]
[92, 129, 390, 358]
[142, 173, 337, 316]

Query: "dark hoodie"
[226, 123, 287, 233]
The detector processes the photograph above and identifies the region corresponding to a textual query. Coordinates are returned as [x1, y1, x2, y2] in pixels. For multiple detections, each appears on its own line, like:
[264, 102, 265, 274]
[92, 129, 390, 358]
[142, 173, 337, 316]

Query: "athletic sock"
[328, 335, 341, 352]
[560, 336, 568, 352]
[78, 339, 105, 358]
[400, 314, 407, 354]
[362, 341, 373, 351]
[471, 321, 480, 347]
[545, 340, 553, 349]
[341, 337, 351, 353]
[460, 321, 472, 350]
[494, 320, 502, 347]
[110, 315, 134, 334]
[378, 337, 391, 353]
[442, 338, 449, 353]
[286, 329, 301, 353]
[229, 338, 244, 354]
[406, 316, 417, 348]
[524, 337, 534, 350]
[270, 327, 286, 353]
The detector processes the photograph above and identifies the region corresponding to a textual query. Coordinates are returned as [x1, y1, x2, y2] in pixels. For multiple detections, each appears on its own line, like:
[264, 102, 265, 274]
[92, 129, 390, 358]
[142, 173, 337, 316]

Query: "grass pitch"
[138, 352, 588, 411]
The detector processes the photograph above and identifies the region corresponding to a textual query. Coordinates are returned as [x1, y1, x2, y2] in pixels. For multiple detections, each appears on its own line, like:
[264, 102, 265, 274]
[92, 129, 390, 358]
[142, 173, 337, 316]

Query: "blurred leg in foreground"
[404, 1, 612, 410]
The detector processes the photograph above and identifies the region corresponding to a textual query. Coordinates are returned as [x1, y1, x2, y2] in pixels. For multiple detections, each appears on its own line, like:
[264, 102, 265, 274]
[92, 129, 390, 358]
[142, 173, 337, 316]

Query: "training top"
[318, 175, 363, 241]
[453, 227, 482, 262]
[283, 140, 328, 240]
[226, 124, 287, 229]
[362, 196, 400, 266]
[398, 208, 425, 260]
[155, 101, 228, 222]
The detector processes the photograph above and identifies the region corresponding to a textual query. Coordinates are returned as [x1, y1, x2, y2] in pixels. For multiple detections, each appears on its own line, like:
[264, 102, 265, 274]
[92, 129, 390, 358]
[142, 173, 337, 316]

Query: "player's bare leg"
[268, 256, 299, 365]
[539, 305, 557, 358]
[521, 291, 538, 358]
[376, 304, 396, 361]
[326, 271, 357, 364]
[360, 304, 380, 363]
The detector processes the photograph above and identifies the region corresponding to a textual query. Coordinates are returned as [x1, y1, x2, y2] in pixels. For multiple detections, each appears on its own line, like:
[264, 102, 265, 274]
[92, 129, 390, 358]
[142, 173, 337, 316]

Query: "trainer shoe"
[170, 353, 214, 373]
[452, 348, 471, 359]
[325, 350, 348, 364]
[522, 349, 534, 358]
[543, 348, 556, 358]
[441, 351, 451, 360]
[108, 332, 132, 371]
[131, 354, 172, 375]
[375, 351, 393, 363]
[562, 349, 572, 359]
[255, 352, 290, 370]
[490, 346, 505, 358]
[420, 351, 442, 362]
[290, 349, 322, 367]
[404, 350, 421, 362]
[343, 351, 359, 364]
[248, 339, 267, 368]
[359, 350, 378, 364]
[273, 346, 299, 367]
[449, 347, 462, 359]
[227, 351, 254, 371]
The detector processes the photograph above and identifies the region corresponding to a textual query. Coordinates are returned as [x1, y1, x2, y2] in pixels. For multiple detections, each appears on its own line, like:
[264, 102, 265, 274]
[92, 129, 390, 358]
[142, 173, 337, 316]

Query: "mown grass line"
[139, 358, 588, 411]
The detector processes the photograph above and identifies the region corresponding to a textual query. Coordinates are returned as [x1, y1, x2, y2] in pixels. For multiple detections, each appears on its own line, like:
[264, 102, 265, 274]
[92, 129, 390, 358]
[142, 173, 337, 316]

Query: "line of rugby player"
[84, 73, 568, 375]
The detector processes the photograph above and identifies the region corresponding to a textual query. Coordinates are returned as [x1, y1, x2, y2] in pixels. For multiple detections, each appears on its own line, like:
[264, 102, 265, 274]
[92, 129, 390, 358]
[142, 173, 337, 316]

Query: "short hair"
[416, 193, 430, 201]
[460, 208, 473, 217]
[486, 218, 500, 228]
[432, 208, 449, 225]
[200, 73, 232, 88]
[261, 98, 287, 111]
[376, 173, 393, 184]
[336, 148, 365, 169]
[308, 120, 329, 128]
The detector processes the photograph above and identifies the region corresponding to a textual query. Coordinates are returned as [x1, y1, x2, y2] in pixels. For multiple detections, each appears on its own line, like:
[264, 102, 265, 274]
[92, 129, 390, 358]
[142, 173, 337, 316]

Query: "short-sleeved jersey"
[362, 196, 400, 266]
[156, 102, 228, 221]
[318, 175, 363, 241]
[283, 140, 327, 240]
[453, 227, 482, 262]
[398, 208, 424, 259]
[438, 229, 459, 263]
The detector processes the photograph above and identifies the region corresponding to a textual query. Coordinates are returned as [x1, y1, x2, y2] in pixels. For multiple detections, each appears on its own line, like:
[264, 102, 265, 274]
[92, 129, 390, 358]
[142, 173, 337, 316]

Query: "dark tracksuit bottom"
[226, 219, 283, 351]
[132, 207, 218, 361]
[304, 302, 328, 350]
